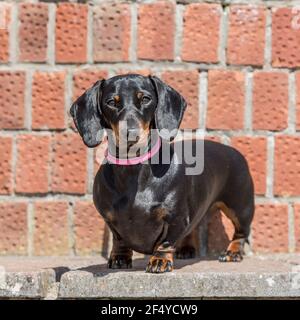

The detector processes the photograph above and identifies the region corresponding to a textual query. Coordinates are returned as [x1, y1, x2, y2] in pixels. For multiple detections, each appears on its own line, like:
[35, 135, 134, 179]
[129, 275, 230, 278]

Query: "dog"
[70, 74, 254, 273]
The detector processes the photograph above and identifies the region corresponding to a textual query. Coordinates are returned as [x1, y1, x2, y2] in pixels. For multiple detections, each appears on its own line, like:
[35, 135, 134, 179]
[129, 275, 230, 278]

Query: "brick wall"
[0, 0, 300, 256]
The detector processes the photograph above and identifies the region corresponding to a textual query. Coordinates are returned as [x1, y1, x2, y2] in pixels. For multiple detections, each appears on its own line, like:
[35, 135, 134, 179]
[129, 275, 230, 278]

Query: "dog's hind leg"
[108, 235, 133, 269]
[175, 226, 199, 259]
[215, 200, 254, 262]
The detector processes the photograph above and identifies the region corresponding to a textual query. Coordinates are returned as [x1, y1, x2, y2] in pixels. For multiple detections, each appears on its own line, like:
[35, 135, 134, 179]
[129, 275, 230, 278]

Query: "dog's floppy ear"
[150, 75, 187, 141]
[70, 80, 105, 148]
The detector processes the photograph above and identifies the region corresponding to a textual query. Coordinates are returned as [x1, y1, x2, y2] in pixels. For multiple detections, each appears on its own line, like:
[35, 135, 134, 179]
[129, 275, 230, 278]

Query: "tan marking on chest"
[152, 207, 167, 221]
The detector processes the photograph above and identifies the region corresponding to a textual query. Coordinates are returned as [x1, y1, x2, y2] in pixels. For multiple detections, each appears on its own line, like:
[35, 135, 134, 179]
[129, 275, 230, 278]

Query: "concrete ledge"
[0, 255, 299, 299]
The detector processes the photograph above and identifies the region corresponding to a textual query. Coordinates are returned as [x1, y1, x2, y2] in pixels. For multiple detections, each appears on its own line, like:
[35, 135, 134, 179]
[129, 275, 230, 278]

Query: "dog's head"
[70, 74, 187, 148]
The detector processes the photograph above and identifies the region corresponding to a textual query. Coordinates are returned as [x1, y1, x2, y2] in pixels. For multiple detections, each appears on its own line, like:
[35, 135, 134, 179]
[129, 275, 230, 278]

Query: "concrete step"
[0, 254, 299, 299]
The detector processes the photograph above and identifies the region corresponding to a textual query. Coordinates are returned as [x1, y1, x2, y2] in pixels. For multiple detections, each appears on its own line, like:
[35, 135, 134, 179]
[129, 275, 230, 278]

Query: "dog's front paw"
[218, 250, 243, 262]
[108, 255, 132, 269]
[146, 256, 173, 273]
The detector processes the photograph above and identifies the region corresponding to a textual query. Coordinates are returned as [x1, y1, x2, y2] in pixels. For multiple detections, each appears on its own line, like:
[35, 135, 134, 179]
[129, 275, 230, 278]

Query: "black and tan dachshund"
[70, 74, 254, 273]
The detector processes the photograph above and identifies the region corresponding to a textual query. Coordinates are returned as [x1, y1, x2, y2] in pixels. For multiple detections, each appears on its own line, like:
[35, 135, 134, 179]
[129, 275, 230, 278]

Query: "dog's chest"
[103, 190, 168, 253]
[111, 188, 167, 220]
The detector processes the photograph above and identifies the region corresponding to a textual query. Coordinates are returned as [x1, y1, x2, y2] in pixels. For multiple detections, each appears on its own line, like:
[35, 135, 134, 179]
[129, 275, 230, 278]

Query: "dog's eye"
[141, 96, 151, 104]
[106, 99, 115, 107]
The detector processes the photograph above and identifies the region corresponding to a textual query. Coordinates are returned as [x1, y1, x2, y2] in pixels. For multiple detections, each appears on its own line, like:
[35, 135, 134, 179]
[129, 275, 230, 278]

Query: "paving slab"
[0, 255, 299, 299]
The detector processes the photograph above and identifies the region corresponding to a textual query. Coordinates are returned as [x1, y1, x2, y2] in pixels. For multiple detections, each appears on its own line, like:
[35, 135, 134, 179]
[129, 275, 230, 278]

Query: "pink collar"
[105, 137, 161, 165]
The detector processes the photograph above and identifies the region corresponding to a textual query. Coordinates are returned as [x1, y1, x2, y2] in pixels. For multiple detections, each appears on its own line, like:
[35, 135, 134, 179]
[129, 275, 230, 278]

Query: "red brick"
[272, 8, 300, 67]
[55, 3, 87, 63]
[117, 69, 152, 77]
[33, 201, 69, 255]
[206, 70, 245, 130]
[231, 136, 267, 195]
[0, 136, 12, 194]
[252, 71, 288, 131]
[0, 3, 11, 62]
[137, 2, 175, 61]
[0, 202, 27, 255]
[294, 203, 300, 252]
[207, 210, 235, 255]
[16, 135, 50, 194]
[74, 201, 106, 255]
[51, 132, 87, 194]
[161, 70, 199, 129]
[274, 136, 300, 196]
[93, 3, 131, 62]
[18, 3, 48, 62]
[73, 69, 108, 100]
[227, 5, 266, 66]
[0, 71, 25, 129]
[182, 3, 221, 63]
[252, 204, 288, 253]
[296, 72, 300, 130]
[32, 71, 66, 130]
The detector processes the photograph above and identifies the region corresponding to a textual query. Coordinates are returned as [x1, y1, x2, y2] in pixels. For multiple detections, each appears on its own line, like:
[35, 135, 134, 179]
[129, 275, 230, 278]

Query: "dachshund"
[70, 74, 254, 273]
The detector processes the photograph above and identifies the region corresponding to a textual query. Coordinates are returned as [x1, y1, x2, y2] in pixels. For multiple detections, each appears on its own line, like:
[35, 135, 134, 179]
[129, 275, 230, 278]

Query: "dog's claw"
[218, 250, 243, 262]
[108, 256, 132, 269]
[166, 261, 172, 272]
[146, 256, 173, 273]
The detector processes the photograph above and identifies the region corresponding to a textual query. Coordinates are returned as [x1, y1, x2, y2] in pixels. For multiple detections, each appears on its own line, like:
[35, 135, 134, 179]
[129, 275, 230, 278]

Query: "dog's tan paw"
[146, 256, 173, 273]
[218, 250, 243, 262]
[218, 238, 245, 262]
